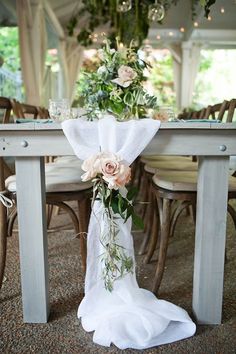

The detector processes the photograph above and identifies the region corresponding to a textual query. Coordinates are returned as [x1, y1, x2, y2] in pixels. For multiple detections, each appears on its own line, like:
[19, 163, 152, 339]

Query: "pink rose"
[81, 154, 101, 181]
[100, 152, 131, 189]
[112, 65, 137, 88]
[81, 152, 131, 189]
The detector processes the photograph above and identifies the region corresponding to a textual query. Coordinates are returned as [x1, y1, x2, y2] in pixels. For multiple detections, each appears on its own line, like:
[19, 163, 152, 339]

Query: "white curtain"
[58, 39, 84, 103]
[16, 0, 47, 105]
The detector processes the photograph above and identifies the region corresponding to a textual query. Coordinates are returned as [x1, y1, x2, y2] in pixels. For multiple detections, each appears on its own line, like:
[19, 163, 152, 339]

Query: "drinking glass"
[159, 106, 175, 121]
[71, 108, 79, 119]
[49, 98, 70, 122]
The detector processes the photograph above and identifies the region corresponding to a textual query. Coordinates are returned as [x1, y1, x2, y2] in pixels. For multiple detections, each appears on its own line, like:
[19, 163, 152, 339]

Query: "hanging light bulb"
[148, 1, 165, 22]
[116, 0, 132, 13]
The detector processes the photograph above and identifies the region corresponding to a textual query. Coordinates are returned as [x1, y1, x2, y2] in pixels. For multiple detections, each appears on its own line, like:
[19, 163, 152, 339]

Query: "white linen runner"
[62, 116, 196, 349]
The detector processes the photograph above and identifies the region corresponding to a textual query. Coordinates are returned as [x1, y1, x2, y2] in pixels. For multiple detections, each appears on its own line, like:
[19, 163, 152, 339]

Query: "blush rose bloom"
[81, 152, 131, 189]
[100, 152, 131, 189]
[81, 153, 102, 181]
[112, 65, 137, 88]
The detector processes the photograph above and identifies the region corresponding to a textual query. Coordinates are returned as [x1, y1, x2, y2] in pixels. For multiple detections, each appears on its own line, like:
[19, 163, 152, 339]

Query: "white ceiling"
[0, 0, 236, 47]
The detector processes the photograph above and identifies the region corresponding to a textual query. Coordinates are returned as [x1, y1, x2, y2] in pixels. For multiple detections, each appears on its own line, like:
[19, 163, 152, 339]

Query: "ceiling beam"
[44, 0, 65, 39]
[184, 4, 204, 41]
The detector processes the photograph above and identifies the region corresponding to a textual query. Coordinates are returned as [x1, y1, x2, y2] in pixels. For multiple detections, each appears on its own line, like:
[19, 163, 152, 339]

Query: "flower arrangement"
[80, 39, 158, 121]
[81, 151, 143, 291]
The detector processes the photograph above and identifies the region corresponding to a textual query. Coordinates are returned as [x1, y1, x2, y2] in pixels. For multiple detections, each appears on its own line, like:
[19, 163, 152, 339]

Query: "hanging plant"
[67, 0, 217, 47]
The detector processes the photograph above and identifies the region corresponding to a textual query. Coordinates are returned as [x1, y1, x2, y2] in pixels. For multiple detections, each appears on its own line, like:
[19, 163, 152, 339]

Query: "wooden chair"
[150, 171, 236, 294]
[0, 98, 92, 289]
[146, 99, 236, 294]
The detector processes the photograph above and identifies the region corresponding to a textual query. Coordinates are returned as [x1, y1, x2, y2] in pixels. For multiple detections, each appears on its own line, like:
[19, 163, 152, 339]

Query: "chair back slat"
[0, 97, 12, 123]
[227, 99, 236, 122]
[217, 100, 229, 121]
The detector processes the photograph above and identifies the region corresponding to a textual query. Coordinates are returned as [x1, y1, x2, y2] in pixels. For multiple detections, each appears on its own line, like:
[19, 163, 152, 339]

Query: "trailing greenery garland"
[67, 0, 217, 47]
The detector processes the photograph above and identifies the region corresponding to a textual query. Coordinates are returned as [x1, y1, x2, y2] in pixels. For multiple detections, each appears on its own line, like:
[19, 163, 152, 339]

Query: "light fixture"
[207, 15, 212, 21]
[116, 0, 132, 13]
[194, 21, 199, 27]
[180, 27, 185, 33]
[148, 1, 165, 22]
[220, 7, 225, 13]
[168, 31, 173, 36]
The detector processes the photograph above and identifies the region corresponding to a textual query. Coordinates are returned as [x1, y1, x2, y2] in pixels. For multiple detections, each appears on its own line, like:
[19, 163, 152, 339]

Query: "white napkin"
[62, 115, 196, 350]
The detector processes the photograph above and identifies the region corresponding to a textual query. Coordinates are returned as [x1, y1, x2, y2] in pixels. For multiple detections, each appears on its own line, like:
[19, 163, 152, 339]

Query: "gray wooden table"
[1, 122, 236, 324]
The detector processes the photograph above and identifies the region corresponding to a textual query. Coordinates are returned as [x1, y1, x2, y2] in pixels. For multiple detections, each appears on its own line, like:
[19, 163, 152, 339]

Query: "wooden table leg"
[16, 157, 49, 323]
[193, 156, 229, 324]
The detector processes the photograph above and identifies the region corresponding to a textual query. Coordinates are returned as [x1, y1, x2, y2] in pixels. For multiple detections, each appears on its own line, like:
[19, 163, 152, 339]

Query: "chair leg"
[78, 196, 91, 273]
[227, 203, 236, 230]
[138, 180, 153, 255]
[144, 198, 159, 264]
[0, 200, 7, 289]
[140, 173, 150, 219]
[152, 198, 171, 295]
[7, 206, 17, 236]
[169, 200, 192, 238]
[46, 204, 54, 229]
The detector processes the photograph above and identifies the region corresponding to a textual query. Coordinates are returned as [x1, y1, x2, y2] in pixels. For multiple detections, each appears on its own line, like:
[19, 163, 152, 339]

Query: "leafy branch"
[93, 177, 143, 291]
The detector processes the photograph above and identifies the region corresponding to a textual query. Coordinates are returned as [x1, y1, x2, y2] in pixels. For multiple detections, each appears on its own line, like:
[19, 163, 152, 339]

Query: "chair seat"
[153, 170, 236, 192]
[144, 160, 198, 174]
[53, 155, 80, 165]
[5, 162, 92, 193]
[140, 155, 191, 164]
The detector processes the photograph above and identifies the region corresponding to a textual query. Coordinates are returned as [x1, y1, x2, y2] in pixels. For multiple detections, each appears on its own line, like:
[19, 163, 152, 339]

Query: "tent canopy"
[0, 0, 236, 109]
[1, 0, 236, 48]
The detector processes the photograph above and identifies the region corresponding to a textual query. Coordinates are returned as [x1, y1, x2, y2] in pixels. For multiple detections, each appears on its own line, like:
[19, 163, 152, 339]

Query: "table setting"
[2, 36, 236, 352]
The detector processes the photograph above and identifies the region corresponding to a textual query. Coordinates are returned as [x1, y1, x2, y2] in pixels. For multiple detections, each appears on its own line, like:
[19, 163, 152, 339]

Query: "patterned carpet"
[1, 203, 236, 354]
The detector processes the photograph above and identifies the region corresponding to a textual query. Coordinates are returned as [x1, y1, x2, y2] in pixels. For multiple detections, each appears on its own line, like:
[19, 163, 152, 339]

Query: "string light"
[156, 35, 161, 40]
[168, 31, 173, 36]
[220, 7, 225, 13]
[207, 15, 212, 21]
[180, 27, 185, 33]
[194, 21, 199, 27]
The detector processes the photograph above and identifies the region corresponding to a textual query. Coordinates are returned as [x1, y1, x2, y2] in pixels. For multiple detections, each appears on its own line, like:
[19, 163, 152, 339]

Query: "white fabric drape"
[16, 0, 47, 105]
[58, 40, 84, 103]
[62, 116, 196, 350]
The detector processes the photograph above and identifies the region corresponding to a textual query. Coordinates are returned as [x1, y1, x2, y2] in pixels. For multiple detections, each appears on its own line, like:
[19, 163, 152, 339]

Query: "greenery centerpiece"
[79, 39, 158, 120]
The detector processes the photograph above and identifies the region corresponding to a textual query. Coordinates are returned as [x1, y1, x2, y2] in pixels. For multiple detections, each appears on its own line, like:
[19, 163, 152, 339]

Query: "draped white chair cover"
[62, 116, 196, 350]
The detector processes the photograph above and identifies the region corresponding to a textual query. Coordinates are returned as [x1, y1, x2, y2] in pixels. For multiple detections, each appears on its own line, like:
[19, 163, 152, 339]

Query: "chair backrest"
[204, 100, 229, 121]
[226, 99, 236, 122]
[0, 97, 15, 179]
[11, 99, 38, 119]
[11, 99, 49, 120]
[0, 97, 12, 124]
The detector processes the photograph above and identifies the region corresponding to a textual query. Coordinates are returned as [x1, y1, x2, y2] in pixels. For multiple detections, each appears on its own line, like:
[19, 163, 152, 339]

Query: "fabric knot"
[0, 191, 14, 208]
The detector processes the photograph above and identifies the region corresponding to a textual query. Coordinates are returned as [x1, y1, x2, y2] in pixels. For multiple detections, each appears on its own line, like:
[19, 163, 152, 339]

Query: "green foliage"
[149, 52, 176, 107]
[79, 40, 158, 120]
[0, 27, 20, 72]
[67, 0, 217, 47]
[93, 177, 143, 291]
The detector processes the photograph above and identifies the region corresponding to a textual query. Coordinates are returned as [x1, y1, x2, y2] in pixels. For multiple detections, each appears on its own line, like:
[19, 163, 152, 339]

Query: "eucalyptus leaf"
[132, 213, 144, 230]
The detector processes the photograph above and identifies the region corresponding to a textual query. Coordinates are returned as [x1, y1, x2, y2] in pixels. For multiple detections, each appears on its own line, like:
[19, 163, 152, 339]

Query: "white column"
[180, 41, 201, 110]
[16, 157, 49, 323]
